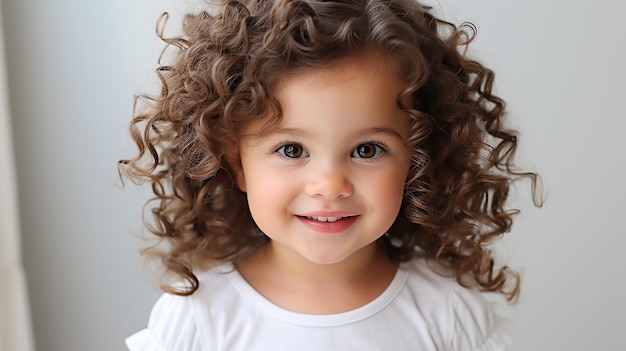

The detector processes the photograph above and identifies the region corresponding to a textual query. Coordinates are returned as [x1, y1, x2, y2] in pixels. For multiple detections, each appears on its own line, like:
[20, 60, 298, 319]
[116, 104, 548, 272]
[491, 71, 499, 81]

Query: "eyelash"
[275, 142, 309, 158]
[352, 142, 387, 159]
[273, 141, 388, 159]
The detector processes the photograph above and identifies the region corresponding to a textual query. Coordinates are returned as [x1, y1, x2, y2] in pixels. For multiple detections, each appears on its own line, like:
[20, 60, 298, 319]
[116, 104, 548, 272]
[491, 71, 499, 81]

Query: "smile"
[296, 215, 359, 234]
[305, 216, 351, 222]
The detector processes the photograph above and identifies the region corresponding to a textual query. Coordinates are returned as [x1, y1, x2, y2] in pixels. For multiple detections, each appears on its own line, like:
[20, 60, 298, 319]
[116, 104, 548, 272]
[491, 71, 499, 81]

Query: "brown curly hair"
[119, 0, 541, 300]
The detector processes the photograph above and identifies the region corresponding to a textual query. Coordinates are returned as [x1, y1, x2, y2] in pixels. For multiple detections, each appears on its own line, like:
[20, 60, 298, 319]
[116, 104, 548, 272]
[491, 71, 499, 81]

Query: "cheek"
[244, 163, 293, 217]
[366, 170, 407, 212]
[247, 166, 291, 196]
[375, 183, 405, 212]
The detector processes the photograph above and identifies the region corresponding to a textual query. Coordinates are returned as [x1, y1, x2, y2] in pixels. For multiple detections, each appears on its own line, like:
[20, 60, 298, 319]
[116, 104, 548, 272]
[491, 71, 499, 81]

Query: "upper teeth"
[307, 216, 345, 222]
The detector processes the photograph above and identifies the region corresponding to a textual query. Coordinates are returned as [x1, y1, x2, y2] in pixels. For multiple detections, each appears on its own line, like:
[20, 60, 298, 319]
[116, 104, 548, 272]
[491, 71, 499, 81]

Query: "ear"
[224, 142, 247, 192]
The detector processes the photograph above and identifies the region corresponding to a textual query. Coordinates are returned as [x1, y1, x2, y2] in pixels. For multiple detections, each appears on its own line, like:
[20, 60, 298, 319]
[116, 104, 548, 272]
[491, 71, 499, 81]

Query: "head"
[122, 0, 536, 298]
[227, 50, 413, 266]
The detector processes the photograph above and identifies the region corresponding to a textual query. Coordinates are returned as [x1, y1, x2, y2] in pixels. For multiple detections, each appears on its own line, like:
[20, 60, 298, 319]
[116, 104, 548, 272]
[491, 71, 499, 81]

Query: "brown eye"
[277, 143, 308, 158]
[352, 143, 384, 158]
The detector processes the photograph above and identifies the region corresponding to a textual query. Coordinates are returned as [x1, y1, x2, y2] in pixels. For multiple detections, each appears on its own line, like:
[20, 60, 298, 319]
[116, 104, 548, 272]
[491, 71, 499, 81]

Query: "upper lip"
[297, 211, 359, 218]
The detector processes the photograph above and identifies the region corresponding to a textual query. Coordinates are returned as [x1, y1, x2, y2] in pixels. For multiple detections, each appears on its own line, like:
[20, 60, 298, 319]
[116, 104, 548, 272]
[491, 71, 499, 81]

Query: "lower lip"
[297, 216, 359, 234]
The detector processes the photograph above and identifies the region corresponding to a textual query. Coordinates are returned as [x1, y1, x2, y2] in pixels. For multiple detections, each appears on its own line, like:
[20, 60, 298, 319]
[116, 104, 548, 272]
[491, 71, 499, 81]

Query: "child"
[121, 0, 540, 349]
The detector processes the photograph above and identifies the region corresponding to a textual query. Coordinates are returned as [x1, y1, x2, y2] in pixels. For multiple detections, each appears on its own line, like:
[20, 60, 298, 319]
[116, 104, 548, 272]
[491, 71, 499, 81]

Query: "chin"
[299, 249, 364, 266]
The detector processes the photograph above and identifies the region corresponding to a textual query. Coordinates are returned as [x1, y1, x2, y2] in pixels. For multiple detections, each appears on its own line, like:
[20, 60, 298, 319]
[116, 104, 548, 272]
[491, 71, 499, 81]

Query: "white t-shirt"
[126, 258, 511, 350]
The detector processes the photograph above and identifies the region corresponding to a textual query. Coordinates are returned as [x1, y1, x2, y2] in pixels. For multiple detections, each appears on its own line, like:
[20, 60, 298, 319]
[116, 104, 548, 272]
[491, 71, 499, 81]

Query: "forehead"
[244, 51, 407, 137]
[277, 50, 403, 90]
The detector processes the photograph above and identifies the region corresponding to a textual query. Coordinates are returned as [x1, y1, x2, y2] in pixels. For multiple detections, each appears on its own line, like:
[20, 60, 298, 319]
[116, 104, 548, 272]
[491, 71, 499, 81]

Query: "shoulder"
[402, 258, 512, 351]
[126, 265, 235, 351]
[126, 292, 202, 351]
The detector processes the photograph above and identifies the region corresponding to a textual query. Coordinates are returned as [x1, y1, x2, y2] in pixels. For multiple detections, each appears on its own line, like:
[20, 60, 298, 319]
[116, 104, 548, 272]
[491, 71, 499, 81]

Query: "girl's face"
[232, 53, 412, 267]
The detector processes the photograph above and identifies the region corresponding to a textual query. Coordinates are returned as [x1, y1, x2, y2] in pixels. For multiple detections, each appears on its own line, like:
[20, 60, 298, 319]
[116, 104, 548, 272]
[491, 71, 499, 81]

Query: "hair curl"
[119, 0, 541, 300]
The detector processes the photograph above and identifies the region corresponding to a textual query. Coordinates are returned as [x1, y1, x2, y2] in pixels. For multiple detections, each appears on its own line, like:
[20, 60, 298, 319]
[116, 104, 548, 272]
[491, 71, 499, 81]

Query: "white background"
[2, 0, 624, 350]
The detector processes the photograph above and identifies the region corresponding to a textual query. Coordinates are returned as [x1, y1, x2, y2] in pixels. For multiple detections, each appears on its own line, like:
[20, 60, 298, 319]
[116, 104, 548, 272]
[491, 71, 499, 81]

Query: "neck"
[267, 241, 388, 286]
[236, 241, 398, 314]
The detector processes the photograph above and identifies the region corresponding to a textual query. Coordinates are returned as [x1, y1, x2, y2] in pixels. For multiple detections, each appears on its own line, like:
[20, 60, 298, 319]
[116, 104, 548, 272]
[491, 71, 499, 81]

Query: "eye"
[276, 143, 309, 158]
[352, 142, 385, 159]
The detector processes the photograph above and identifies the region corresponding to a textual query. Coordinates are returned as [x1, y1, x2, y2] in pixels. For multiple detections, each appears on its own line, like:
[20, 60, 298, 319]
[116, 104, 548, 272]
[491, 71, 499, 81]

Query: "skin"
[230, 52, 412, 314]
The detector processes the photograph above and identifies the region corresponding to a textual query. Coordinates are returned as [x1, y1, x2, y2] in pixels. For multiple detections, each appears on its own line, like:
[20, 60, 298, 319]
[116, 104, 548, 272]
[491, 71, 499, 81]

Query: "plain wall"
[2, 0, 624, 350]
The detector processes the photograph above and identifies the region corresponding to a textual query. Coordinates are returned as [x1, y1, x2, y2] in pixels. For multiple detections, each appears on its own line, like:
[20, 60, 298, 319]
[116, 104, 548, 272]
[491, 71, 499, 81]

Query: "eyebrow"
[356, 127, 404, 140]
[269, 128, 306, 138]
[269, 127, 404, 139]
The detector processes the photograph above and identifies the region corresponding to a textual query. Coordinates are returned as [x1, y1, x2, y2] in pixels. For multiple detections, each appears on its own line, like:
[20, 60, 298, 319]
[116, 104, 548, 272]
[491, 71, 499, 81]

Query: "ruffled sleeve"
[450, 285, 513, 351]
[126, 293, 203, 351]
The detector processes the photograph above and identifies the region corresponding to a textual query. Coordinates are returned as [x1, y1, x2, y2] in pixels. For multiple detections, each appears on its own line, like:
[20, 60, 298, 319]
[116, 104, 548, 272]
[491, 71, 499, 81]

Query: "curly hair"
[119, 0, 541, 300]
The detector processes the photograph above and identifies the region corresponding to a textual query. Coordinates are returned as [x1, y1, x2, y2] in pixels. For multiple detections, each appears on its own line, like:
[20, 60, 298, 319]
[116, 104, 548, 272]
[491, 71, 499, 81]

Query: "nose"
[305, 167, 354, 199]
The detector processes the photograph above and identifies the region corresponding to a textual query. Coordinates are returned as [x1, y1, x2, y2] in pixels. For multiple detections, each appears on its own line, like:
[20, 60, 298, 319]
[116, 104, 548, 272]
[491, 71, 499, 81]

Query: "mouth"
[296, 214, 359, 233]
[303, 215, 354, 223]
